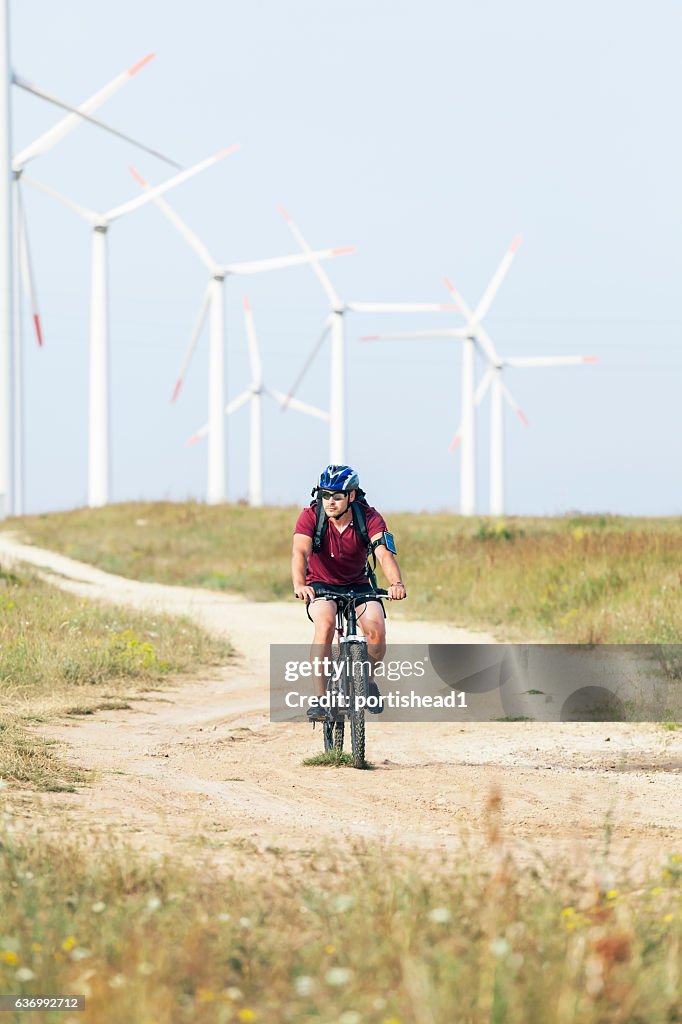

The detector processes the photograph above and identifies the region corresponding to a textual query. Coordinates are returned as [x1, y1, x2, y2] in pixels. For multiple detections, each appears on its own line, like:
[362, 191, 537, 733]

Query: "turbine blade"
[500, 380, 529, 425]
[225, 391, 252, 416]
[281, 315, 333, 410]
[504, 355, 599, 368]
[448, 369, 494, 452]
[473, 234, 522, 323]
[13, 54, 155, 168]
[279, 206, 342, 307]
[13, 70, 181, 170]
[223, 246, 354, 276]
[361, 328, 468, 341]
[106, 145, 239, 222]
[242, 295, 262, 388]
[171, 284, 211, 402]
[17, 184, 43, 345]
[267, 387, 330, 421]
[129, 165, 218, 270]
[347, 301, 459, 313]
[22, 175, 97, 223]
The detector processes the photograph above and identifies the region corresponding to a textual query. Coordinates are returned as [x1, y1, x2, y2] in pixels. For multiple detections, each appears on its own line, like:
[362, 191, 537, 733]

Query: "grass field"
[6, 501, 682, 643]
[1, 792, 681, 1024]
[0, 565, 232, 791]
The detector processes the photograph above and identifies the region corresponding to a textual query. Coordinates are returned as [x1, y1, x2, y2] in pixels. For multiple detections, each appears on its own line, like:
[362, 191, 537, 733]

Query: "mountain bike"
[307, 588, 389, 769]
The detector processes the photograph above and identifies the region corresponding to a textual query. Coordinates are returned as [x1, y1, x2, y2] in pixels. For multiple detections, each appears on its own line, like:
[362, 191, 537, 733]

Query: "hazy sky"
[11, 0, 682, 516]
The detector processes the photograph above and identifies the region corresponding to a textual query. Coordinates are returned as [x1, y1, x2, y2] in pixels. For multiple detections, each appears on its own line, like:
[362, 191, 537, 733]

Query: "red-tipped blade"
[33, 313, 43, 347]
[170, 379, 182, 404]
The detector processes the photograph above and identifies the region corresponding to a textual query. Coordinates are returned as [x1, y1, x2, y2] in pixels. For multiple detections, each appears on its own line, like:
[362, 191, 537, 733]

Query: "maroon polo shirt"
[294, 504, 388, 585]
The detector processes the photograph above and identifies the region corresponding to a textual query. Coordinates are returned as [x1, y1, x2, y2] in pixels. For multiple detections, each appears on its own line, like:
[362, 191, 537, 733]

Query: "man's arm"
[371, 532, 406, 600]
[292, 533, 316, 602]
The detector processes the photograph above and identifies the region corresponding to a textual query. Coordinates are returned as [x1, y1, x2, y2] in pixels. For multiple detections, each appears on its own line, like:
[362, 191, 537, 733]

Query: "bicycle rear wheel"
[347, 641, 368, 769]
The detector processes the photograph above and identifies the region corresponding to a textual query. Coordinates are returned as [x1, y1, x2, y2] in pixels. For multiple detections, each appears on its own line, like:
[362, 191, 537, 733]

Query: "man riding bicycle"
[292, 464, 407, 722]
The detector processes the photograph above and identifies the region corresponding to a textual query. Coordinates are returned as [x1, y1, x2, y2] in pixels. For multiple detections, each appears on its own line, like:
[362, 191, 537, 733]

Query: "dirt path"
[2, 534, 681, 872]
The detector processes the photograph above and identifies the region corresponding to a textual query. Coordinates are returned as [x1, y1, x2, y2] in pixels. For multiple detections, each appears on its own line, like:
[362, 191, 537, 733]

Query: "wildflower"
[606, 889, 619, 900]
[325, 967, 353, 987]
[324, 944, 336, 955]
[91, 901, 106, 914]
[651, 886, 664, 897]
[0, 950, 18, 965]
[664, 914, 674, 923]
[490, 938, 510, 958]
[71, 947, 92, 961]
[339, 1013, 361, 1024]
[109, 974, 125, 989]
[572, 527, 585, 541]
[561, 907, 575, 918]
[196, 988, 216, 1003]
[671, 854, 681, 864]
[30, 943, 42, 953]
[62, 937, 77, 952]
[225, 988, 243, 1001]
[238, 917, 252, 928]
[15, 967, 35, 982]
[237, 1011, 256, 1023]
[331, 894, 354, 913]
[294, 976, 315, 996]
[146, 896, 162, 911]
[428, 907, 451, 925]
[218, 912, 231, 922]
[383, 1018, 402, 1024]
[138, 963, 154, 976]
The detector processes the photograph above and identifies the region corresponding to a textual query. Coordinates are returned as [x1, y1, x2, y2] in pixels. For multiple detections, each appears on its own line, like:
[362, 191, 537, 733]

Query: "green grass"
[6, 501, 682, 642]
[0, 565, 232, 791]
[1, 805, 682, 1024]
[302, 749, 367, 768]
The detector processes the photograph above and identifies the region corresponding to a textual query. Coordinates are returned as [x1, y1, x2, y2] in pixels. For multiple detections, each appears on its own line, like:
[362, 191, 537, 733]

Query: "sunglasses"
[319, 490, 347, 501]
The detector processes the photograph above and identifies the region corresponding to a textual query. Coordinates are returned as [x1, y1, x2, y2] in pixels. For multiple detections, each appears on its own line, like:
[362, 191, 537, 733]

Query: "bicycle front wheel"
[347, 641, 368, 769]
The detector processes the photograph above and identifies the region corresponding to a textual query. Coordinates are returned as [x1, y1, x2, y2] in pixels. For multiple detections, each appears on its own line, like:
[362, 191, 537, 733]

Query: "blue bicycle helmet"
[315, 464, 360, 493]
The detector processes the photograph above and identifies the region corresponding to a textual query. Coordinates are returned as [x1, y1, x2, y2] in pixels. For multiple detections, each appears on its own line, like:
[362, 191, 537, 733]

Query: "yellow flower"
[0, 950, 18, 965]
[671, 854, 681, 864]
[572, 527, 585, 541]
[196, 988, 215, 1003]
[606, 889, 619, 900]
[238, 1011, 256, 1023]
[61, 936, 77, 952]
[663, 869, 672, 881]
[651, 887, 664, 897]
[663, 914, 674, 923]
[324, 944, 336, 955]
[561, 907, 575, 917]
[383, 1019, 402, 1024]
[30, 943, 42, 953]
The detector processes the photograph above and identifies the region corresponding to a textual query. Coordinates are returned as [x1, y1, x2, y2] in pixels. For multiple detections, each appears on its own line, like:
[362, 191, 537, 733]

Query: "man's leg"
[308, 598, 337, 698]
[356, 599, 386, 674]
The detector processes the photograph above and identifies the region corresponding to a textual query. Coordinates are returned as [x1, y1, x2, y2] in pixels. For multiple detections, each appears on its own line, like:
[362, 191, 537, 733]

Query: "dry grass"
[1, 799, 681, 1024]
[0, 565, 232, 791]
[7, 502, 682, 642]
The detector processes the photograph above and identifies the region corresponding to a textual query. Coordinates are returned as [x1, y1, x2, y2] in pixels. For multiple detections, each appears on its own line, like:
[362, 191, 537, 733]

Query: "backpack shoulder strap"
[311, 492, 327, 553]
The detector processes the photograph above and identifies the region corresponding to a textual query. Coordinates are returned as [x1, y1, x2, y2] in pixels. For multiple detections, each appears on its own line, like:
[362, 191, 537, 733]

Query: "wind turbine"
[279, 207, 458, 463]
[187, 296, 329, 507]
[129, 171, 354, 504]
[24, 147, 236, 507]
[10, 53, 159, 514]
[364, 236, 598, 515]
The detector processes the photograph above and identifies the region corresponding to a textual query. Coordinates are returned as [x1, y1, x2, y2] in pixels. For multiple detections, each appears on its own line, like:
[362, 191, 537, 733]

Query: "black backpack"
[309, 487, 379, 591]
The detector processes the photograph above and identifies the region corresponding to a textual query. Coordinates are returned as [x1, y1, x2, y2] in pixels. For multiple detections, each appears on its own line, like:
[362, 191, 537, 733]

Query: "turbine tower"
[24, 148, 236, 506]
[279, 207, 458, 463]
[365, 237, 598, 515]
[10, 53, 158, 514]
[129, 173, 353, 504]
[187, 296, 329, 507]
